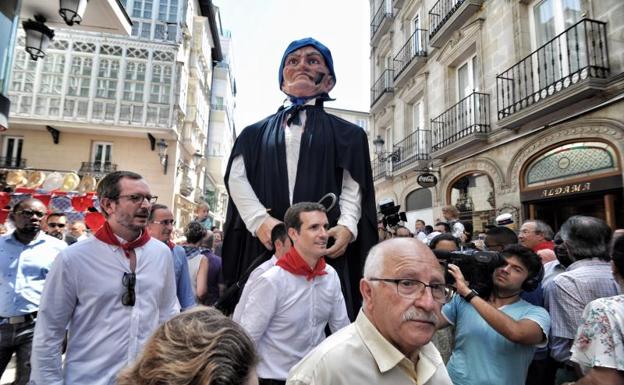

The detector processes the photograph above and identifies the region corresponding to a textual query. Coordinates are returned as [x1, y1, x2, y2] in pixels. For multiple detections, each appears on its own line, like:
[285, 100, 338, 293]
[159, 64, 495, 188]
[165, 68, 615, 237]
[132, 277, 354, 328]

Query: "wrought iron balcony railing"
[393, 29, 428, 79]
[78, 162, 118, 174]
[371, 69, 394, 106]
[392, 130, 431, 170]
[429, 0, 467, 39]
[371, 0, 392, 37]
[431, 92, 490, 151]
[0, 157, 26, 169]
[497, 19, 609, 120]
[372, 158, 387, 181]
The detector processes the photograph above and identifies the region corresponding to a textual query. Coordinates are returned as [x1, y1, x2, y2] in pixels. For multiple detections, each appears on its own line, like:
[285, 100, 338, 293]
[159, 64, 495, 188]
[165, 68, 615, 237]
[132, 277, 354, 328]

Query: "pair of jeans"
[0, 320, 35, 385]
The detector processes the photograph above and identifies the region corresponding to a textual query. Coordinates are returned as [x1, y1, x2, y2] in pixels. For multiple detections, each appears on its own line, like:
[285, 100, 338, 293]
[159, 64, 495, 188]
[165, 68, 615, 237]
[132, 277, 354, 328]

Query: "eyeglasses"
[47, 223, 66, 228]
[117, 194, 158, 204]
[369, 277, 455, 304]
[16, 209, 46, 218]
[152, 219, 175, 226]
[122, 272, 136, 306]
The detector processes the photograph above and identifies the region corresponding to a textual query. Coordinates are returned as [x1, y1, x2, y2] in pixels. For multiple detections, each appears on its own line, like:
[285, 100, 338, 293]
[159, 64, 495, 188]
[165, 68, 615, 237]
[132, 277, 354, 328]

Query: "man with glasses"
[288, 237, 453, 385]
[31, 171, 179, 385]
[0, 198, 66, 385]
[438, 244, 550, 385]
[44, 212, 76, 245]
[147, 203, 195, 310]
[519, 220, 556, 264]
[239, 202, 349, 385]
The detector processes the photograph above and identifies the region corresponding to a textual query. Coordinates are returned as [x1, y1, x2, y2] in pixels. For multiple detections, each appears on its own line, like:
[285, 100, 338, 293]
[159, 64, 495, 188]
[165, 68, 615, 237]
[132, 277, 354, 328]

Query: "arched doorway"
[404, 188, 433, 231]
[520, 140, 623, 230]
[447, 172, 496, 234]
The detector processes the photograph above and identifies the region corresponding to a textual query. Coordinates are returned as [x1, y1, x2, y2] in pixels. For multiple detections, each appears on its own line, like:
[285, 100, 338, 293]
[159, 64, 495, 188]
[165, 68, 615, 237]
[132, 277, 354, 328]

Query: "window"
[406, 188, 432, 211]
[2, 136, 23, 167]
[96, 59, 119, 99]
[38, 53, 64, 95]
[457, 55, 478, 100]
[150, 64, 172, 104]
[123, 62, 146, 102]
[67, 56, 92, 97]
[92, 142, 112, 171]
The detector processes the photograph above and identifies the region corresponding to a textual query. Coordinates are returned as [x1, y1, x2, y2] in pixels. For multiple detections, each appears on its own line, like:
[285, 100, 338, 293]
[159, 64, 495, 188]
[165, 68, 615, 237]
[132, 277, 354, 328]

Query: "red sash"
[276, 247, 327, 281]
[94, 222, 151, 258]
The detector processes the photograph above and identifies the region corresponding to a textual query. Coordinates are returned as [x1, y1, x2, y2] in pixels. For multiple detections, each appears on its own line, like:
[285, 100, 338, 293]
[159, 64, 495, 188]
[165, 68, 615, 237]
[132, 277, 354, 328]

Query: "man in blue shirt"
[438, 244, 551, 385]
[0, 198, 66, 384]
[147, 204, 195, 310]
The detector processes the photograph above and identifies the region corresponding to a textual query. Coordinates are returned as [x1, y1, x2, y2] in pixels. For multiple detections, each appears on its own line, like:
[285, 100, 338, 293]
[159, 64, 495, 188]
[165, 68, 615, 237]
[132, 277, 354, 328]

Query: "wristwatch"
[461, 289, 479, 303]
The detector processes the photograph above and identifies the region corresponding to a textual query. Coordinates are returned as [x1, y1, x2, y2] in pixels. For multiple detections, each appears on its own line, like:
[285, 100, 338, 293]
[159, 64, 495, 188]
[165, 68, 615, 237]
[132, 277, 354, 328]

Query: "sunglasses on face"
[47, 223, 66, 228]
[16, 209, 46, 218]
[122, 272, 136, 306]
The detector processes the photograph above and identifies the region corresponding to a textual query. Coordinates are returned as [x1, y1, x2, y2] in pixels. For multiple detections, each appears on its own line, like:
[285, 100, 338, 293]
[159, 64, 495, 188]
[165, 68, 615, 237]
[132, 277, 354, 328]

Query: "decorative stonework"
[507, 118, 624, 192]
[439, 157, 507, 203]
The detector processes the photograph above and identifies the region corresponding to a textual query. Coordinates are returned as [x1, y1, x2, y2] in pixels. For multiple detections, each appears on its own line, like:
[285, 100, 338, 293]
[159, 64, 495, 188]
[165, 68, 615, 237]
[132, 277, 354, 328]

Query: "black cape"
[220, 104, 377, 319]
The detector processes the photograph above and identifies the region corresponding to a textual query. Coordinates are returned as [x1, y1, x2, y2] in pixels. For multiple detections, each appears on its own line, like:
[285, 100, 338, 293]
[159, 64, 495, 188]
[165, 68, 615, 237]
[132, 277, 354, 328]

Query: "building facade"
[369, 0, 624, 234]
[205, 14, 236, 230]
[4, 0, 225, 226]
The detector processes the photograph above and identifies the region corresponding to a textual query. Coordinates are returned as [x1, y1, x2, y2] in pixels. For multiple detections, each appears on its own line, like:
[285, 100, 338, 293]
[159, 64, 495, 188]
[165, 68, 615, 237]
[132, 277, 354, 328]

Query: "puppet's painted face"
[281, 46, 335, 98]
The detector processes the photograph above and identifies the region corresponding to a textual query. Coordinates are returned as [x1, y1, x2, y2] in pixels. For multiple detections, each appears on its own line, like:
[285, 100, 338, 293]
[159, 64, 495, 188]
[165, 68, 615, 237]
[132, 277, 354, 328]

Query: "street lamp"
[192, 150, 202, 170]
[59, 0, 89, 26]
[157, 139, 168, 174]
[372, 135, 399, 162]
[22, 16, 55, 61]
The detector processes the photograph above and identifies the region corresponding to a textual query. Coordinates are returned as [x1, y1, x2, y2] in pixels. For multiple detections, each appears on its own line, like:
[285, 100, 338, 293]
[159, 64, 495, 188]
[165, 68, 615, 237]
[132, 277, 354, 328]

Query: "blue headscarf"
[278, 37, 336, 90]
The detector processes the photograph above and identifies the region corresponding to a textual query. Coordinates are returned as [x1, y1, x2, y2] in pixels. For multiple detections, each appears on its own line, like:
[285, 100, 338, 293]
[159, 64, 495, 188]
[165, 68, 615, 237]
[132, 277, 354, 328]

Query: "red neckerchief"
[166, 240, 175, 250]
[276, 247, 327, 281]
[94, 221, 151, 258]
[533, 240, 554, 252]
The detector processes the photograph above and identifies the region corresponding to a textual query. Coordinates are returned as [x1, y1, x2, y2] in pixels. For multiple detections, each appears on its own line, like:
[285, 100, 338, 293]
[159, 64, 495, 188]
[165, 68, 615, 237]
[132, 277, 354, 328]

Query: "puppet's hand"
[325, 225, 353, 258]
[256, 216, 281, 250]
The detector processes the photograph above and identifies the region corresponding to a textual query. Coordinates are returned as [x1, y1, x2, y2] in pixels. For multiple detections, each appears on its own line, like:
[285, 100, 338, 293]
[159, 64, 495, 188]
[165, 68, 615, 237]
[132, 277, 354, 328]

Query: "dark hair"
[97, 171, 143, 218]
[612, 235, 624, 278]
[501, 244, 542, 279]
[202, 231, 215, 250]
[435, 222, 451, 233]
[462, 221, 473, 242]
[284, 202, 326, 232]
[271, 223, 288, 248]
[430, 233, 460, 250]
[46, 212, 66, 220]
[415, 219, 425, 226]
[424, 225, 433, 235]
[185, 221, 207, 244]
[148, 203, 169, 222]
[560, 215, 612, 262]
[12, 198, 45, 214]
[485, 226, 518, 247]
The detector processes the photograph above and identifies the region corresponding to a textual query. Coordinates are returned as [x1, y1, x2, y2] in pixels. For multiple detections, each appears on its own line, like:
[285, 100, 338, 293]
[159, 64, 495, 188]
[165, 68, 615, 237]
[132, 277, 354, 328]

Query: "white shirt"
[287, 311, 452, 385]
[239, 263, 350, 380]
[232, 255, 278, 323]
[31, 235, 180, 385]
[228, 106, 361, 238]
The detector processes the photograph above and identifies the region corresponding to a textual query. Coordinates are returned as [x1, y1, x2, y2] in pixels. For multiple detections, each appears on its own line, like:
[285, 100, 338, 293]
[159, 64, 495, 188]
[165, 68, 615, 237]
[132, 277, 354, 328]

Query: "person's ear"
[360, 278, 374, 312]
[287, 227, 298, 244]
[99, 197, 114, 217]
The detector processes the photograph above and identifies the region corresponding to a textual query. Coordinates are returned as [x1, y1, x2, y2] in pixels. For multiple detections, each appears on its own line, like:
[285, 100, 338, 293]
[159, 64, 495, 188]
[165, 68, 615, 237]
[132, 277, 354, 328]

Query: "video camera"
[378, 199, 407, 230]
[433, 249, 506, 297]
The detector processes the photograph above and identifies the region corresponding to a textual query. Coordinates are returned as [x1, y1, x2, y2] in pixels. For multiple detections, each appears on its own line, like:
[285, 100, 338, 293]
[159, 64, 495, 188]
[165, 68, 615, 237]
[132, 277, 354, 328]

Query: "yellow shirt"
[287, 310, 452, 385]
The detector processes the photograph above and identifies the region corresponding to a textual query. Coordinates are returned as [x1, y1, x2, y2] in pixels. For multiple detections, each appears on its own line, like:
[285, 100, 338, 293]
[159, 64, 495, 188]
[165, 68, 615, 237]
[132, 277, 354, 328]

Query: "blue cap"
[278, 37, 335, 89]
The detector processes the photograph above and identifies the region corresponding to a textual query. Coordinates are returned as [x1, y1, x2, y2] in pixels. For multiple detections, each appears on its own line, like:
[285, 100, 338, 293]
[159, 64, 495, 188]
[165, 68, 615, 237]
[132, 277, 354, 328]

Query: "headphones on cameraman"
[521, 264, 544, 292]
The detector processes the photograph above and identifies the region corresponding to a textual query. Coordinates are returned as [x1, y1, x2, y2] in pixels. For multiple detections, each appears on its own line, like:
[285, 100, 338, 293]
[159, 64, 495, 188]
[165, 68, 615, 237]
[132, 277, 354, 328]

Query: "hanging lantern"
[22, 15, 55, 61]
[59, 0, 89, 26]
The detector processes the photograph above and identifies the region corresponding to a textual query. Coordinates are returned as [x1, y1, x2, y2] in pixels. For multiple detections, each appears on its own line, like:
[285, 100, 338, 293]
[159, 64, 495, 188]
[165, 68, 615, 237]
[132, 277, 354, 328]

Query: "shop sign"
[541, 182, 591, 198]
[417, 173, 438, 188]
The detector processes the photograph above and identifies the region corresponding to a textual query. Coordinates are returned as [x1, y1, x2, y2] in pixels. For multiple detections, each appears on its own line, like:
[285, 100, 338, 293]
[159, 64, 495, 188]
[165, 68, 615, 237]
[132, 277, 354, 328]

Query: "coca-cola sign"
[417, 173, 438, 188]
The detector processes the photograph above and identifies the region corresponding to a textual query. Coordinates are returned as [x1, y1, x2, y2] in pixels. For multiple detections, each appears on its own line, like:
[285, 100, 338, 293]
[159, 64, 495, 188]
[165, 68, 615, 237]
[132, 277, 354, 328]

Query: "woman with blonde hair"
[117, 306, 258, 385]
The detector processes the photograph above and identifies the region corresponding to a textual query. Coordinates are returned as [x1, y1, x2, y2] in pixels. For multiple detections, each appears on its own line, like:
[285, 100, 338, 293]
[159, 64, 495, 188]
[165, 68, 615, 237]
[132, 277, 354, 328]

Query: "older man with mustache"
[31, 171, 179, 385]
[287, 237, 453, 385]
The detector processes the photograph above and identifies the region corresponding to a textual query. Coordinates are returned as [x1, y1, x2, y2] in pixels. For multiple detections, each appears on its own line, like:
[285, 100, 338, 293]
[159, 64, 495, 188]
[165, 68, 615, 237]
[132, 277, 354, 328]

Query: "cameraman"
[438, 245, 551, 385]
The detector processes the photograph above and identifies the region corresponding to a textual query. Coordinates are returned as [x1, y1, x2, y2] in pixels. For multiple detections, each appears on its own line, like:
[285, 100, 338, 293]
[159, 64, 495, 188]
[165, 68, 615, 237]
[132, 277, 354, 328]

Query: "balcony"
[0, 157, 26, 169]
[78, 162, 117, 177]
[371, 69, 394, 111]
[393, 29, 428, 88]
[431, 92, 489, 158]
[428, 0, 483, 48]
[496, 19, 609, 129]
[392, 130, 431, 171]
[371, 0, 393, 46]
[372, 158, 388, 181]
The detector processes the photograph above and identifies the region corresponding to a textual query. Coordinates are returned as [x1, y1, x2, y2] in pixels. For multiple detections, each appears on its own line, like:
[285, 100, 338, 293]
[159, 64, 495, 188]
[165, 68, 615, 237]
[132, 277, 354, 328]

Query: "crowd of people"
[0, 36, 622, 385]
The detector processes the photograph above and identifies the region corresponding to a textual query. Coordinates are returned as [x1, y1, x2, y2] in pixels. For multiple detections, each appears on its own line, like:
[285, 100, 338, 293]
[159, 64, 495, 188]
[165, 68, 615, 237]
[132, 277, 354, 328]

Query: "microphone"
[314, 72, 326, 85]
